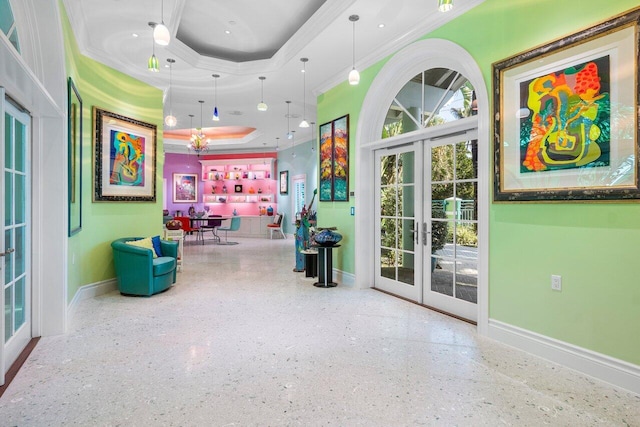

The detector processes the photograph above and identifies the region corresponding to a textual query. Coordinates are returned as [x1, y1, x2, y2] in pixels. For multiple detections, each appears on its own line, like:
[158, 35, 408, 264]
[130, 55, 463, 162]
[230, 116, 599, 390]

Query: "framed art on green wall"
[68, 77, 82, 235]
[493, 10, 640, 202]
[93, 107, 157, 202]
[319, 115, 349, 201]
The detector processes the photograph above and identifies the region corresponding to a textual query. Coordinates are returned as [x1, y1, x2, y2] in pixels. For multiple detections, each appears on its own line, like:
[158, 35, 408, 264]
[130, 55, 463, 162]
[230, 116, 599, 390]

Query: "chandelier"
[188, 101, 209, 156]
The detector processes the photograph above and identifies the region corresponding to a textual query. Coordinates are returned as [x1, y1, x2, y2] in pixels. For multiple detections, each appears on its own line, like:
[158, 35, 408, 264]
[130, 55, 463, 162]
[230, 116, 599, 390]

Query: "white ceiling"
[63, 0, 483, 153]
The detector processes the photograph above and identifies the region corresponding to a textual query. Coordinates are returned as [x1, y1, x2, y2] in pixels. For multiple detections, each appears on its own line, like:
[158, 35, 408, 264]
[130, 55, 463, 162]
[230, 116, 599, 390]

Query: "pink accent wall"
[164, 152, 277, 217]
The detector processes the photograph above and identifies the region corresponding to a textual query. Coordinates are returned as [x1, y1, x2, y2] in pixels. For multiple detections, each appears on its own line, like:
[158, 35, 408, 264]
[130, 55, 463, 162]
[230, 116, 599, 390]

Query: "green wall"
[318, 0, 640, 365]
[62, 5, 165, 302]
[316, 61, 385, 274]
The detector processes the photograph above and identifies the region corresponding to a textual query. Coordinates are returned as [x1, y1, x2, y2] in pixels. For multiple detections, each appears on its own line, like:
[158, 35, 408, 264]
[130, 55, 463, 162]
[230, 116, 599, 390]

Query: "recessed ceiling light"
[132, 33, 139, 37]
[378, 23, 385, 28]
[225, 30, 231, 34]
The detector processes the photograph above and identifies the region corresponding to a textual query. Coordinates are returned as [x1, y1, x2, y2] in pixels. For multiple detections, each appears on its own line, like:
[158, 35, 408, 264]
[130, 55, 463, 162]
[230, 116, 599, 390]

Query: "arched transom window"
[382, 68, 476, 138]
[0, 0, 20, 53]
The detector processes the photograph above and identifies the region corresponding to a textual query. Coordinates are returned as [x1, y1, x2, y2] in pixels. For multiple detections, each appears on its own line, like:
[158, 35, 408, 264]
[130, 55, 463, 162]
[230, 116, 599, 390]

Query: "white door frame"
[0, 1, 68, 342]
[1, 95, 33, 385]
[355, 39, 490, 335]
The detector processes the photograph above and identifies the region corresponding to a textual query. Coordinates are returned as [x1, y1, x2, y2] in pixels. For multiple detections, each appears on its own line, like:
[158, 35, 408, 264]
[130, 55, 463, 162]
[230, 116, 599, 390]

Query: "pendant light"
[438, 0, 453, 12]
[153, 0, 170, 45]
[310, 121, 316, 153]
[285, 100, 293, 139]
[275, 137, 280, 152]
[291, 130, 296, 158]
[147, 23, 159, 72]
[348, 15, 360, 85]
[299, 58, 309, 128]
[257, 76, 268, 111]
[164, 58, 177, 127]
[212, 74, 220, 121]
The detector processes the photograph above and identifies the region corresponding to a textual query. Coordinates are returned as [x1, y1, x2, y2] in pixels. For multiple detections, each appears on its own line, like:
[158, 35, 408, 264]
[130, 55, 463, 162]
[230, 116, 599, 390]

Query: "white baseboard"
[488, 319, 640, 395]
[335, 269, 355, 286]
[67, 279, 117, 323]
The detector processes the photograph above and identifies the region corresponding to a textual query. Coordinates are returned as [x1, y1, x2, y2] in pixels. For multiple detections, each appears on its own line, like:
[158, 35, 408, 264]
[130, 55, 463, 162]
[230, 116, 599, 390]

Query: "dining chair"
[267, 213, 286, 239]
[198, 215, 222, 244]
[217, 216, 241, 245]
[173, 216, 200, 243]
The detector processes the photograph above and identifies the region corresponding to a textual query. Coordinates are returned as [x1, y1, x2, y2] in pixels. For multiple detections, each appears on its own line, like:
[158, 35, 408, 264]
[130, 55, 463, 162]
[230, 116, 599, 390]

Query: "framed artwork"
[234, 184, 243, 193]
[319, 114, 349, 201]
[93, 107, 157, 202]
[68, 77, 82, 236]
[280, 170, 289, 194]
[173, 173, 198, 203]
[493, 11, 640, 202]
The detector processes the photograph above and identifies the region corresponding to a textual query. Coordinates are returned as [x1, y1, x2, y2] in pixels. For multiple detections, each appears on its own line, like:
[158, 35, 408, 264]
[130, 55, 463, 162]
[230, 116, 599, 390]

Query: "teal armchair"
[111, 237, 179, 296]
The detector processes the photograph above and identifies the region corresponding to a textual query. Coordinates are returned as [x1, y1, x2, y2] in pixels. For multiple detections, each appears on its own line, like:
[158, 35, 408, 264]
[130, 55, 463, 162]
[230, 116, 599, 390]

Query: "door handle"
[411, 221, 419, 244]
[0, 248, 15, 257]
[422, 222, 429, 246]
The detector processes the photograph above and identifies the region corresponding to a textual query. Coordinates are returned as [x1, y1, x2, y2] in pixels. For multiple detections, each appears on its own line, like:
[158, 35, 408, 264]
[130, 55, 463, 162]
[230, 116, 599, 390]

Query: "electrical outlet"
[551, 274, 562, 291]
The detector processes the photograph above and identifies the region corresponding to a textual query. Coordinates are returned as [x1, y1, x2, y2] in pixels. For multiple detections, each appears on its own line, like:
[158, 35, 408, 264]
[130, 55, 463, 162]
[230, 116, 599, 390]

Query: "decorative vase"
[166, 220, 182, 230]
[267, 205, 274, 216]
[313, 228, 342, 246]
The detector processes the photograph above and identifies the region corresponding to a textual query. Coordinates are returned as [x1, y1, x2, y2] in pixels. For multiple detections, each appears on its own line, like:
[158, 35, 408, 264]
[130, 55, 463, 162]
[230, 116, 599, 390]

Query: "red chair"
[173, 216, 200, 242]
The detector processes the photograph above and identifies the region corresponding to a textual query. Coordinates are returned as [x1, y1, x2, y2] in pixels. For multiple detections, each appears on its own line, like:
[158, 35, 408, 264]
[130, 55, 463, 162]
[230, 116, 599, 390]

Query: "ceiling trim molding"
[313, 0, 486, 96]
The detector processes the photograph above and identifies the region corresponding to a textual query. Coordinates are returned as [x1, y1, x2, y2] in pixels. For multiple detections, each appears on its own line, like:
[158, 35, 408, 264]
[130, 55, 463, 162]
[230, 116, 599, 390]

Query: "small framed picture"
[234, 184, 243, 193]
[280, 170, 289, 194]
[173, 173, 198, 203]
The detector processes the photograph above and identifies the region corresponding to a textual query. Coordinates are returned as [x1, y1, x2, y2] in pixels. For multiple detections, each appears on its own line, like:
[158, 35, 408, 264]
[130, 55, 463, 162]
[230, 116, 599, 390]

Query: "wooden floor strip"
[0, 337, 40, 398]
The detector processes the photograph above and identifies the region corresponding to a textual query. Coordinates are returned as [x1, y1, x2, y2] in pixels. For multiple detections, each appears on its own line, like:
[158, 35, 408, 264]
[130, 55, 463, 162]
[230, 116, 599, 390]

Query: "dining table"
[189, 215, 234, 245]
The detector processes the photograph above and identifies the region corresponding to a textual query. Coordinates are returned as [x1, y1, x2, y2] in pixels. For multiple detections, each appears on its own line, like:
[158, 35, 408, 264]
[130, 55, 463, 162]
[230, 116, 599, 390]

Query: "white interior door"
[374, 143, 423, 301]
[1, 94, 32, 385]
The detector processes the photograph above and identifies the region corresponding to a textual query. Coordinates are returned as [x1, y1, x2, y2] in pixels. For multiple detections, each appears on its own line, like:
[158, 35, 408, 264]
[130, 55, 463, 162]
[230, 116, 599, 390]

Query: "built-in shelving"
[199, 158, 277, 216]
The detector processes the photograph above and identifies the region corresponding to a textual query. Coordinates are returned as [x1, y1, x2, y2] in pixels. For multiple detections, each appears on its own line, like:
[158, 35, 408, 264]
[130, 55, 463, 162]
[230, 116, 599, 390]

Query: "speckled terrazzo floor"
[1, 236, 639, 426]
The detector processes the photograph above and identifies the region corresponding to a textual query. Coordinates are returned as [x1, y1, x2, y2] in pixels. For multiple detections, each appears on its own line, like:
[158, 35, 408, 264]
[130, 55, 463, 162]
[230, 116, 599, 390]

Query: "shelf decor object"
[319, 115, 349, 202]
[493, 9, 640, 202]
[93, 107, 157, 202]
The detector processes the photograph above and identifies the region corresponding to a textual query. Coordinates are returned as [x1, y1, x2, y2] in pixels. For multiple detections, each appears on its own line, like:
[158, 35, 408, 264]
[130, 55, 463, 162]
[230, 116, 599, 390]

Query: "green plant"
[431, 208, 448, 253]
[446, 224, 478, 247]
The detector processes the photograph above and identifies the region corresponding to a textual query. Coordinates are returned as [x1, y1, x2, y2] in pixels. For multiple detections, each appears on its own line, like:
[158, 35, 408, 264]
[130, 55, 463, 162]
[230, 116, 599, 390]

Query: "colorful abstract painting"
[319, 122, 333, 201]
[93, 107, 156, 202]
[332, 116, 349, 201]
[109, 130, 145, 186]
[493, 11, 639, 202]
[319, 115, 349, 202]
[519, 56, 610, 174]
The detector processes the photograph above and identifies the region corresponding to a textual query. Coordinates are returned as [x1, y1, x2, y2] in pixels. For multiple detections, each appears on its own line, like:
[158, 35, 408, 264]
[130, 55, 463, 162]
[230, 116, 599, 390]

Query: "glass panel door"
[425, 132, 478, 321]
[1, 95, 31, 385]
[374, 143, 422, 301]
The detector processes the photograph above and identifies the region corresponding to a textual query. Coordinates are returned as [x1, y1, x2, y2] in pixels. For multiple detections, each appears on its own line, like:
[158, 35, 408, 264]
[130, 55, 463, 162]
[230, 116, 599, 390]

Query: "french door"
[375, 143, 423, 301]
[1, 94, 31, 385]
[375, 129, 478, 322]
